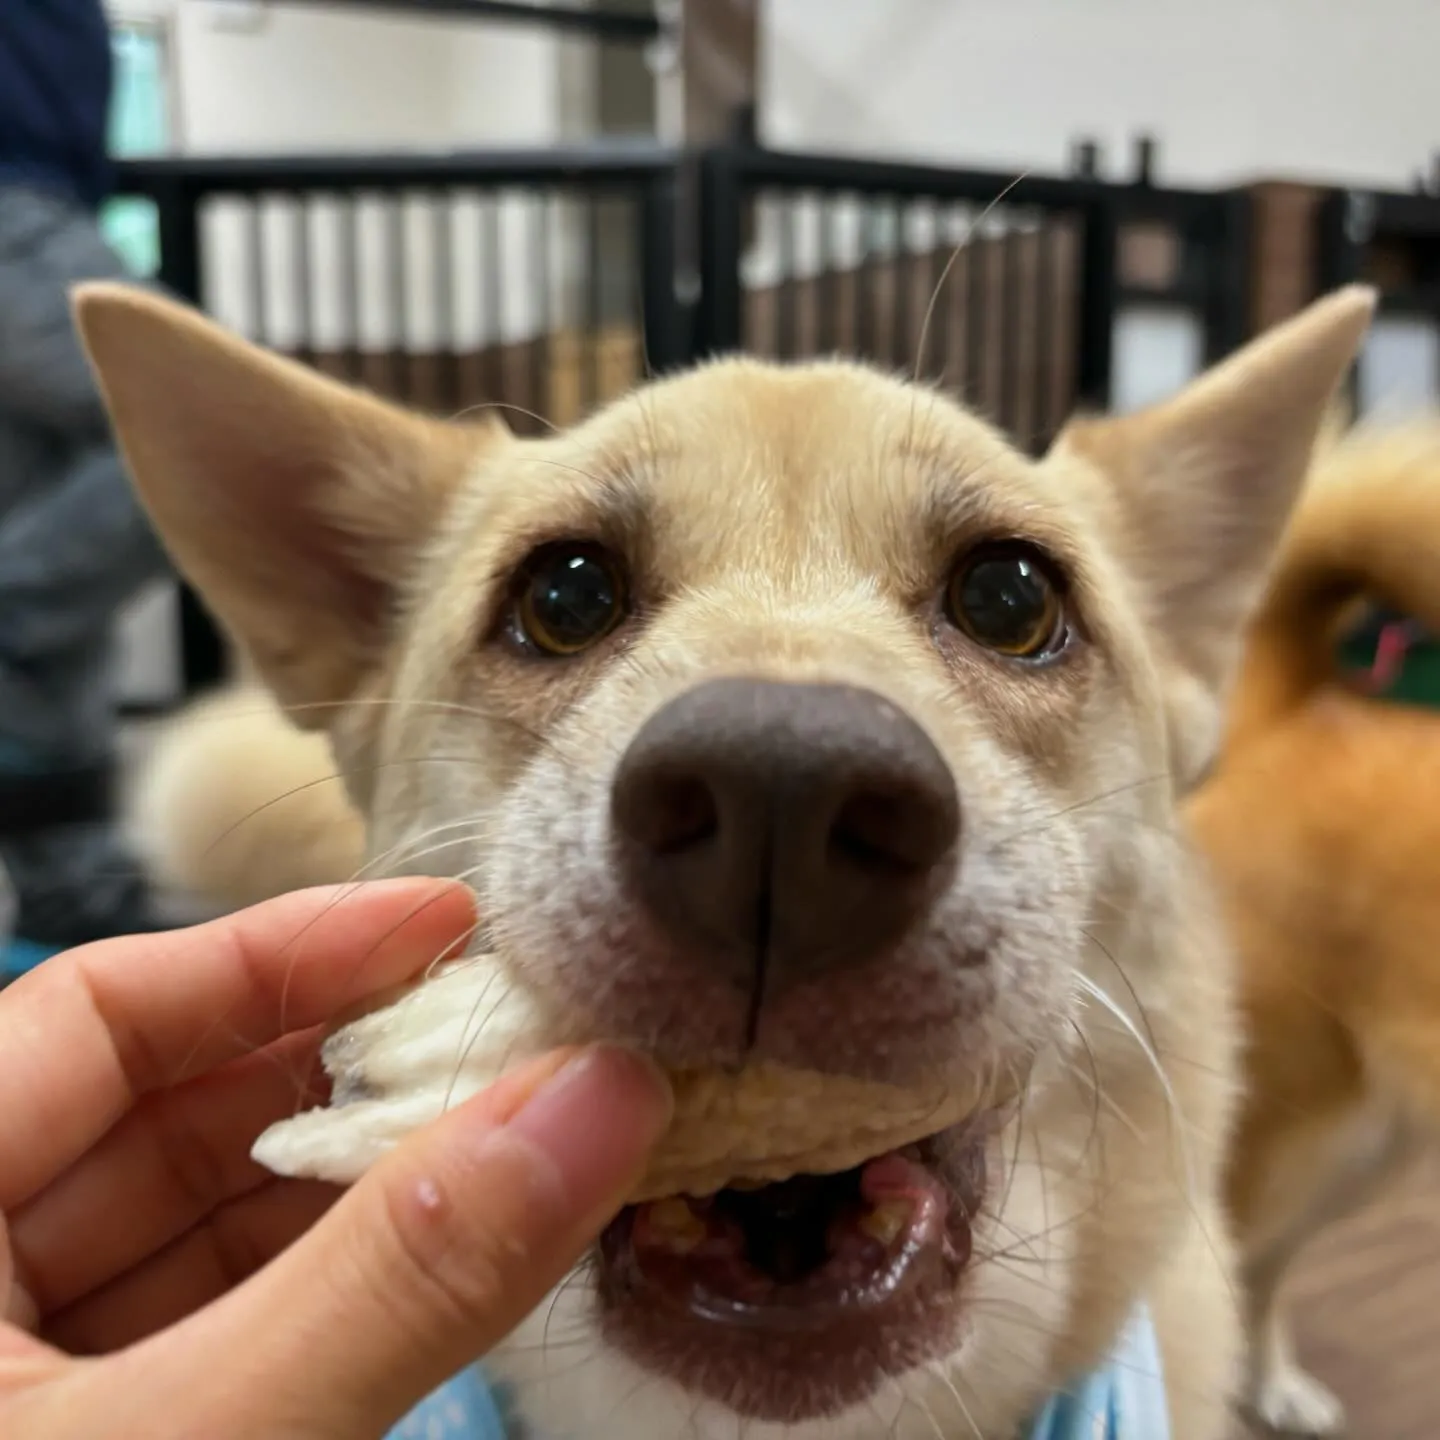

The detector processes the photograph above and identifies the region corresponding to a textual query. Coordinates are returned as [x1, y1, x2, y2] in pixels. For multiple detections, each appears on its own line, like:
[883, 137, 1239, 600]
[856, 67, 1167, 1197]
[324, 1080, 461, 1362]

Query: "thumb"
[1, 1209, 51, 1368]
[167, 1045, 671, 1436]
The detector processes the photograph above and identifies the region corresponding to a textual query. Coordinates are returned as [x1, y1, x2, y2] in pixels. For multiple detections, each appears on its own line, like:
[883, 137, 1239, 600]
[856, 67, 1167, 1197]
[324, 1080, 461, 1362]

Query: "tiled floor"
[1230, 1156, 1440, 1440]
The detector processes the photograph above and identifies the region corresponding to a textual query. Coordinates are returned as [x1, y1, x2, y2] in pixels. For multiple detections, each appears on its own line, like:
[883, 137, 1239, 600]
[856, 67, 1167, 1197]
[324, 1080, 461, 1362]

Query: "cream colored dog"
[77, 282, 1372, 1439]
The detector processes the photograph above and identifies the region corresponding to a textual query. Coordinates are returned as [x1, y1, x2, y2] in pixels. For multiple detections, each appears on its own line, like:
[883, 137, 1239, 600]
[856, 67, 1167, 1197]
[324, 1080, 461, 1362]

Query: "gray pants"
[0, 185, 171, 932]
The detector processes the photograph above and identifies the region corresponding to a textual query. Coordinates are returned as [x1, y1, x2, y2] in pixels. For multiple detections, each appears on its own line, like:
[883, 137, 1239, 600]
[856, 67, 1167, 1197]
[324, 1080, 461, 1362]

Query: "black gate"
[1318, 185, 1440, 412]
[116, 140, 1252, 698]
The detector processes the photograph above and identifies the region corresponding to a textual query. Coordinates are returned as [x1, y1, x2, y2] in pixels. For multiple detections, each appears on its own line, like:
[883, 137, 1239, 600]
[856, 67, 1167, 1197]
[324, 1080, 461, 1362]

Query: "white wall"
[447, 22, 576, 147]
[764, 0, 1440, 191]
[107, 0, 570, 152]
[140, 0, 1440, 188]
[179, 7, 459, 151]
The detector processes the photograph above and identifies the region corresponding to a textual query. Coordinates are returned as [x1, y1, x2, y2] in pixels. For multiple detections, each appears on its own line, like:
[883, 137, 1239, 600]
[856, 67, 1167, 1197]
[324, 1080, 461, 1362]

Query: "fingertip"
[327, 875, 480, 974]
[587, 1045, 675, 1134]
[498, 1045, 672, 1217]
[330, 874, 478, 922]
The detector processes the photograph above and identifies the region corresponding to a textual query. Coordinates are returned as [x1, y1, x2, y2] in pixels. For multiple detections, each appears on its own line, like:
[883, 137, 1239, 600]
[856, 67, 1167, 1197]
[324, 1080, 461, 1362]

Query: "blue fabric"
[0, 0, 114, 209]
[0, 736, 53, 774]
[387, 1369, 510, 1440]
[385, 1307, 1168, 1440]
[1026, 1306, 1170, 1440]
[1, 936, 62, 984]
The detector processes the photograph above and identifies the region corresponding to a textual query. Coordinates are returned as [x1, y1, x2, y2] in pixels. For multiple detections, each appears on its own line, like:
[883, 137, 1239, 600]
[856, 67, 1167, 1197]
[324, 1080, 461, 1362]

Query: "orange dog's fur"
[1188, 418, 1440, 1434]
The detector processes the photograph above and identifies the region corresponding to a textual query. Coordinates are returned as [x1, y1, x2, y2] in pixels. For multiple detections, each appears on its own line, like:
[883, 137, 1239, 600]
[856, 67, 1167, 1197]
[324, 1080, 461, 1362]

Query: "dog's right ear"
[74, 283, 503, 723]
[1051, 285, 1373, 786]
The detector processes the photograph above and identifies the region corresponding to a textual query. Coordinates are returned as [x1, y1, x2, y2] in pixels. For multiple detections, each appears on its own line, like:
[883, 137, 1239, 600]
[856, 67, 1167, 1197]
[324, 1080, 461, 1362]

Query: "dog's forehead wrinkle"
[477, 441, 651, 538]
[614, 355, 1014, 491]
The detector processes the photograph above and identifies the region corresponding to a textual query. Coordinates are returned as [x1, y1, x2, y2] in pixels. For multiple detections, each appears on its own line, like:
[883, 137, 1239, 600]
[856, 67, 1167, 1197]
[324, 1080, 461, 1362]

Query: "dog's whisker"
[197, 753, 507, 869]
[448, 397, 559, 433]
[353, 826, 502, 891]
[277, 869, 486, 1037]
[925, 1358, 987, 1440]
[1078, 923, 1161, 1060]
[1072, 969, 1197, 1208]
[911, 172, 1031, 391]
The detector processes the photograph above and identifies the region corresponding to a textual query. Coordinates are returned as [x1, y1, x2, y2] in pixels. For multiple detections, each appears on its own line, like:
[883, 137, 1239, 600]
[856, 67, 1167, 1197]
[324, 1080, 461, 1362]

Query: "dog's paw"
[1251, 1361, 1345, 1435]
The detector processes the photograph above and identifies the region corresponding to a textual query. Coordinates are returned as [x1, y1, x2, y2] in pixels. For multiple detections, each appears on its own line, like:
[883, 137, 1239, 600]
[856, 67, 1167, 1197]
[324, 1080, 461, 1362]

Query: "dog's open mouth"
[597, 1121, 988, 1421]
[606, 1148, 966, 1324]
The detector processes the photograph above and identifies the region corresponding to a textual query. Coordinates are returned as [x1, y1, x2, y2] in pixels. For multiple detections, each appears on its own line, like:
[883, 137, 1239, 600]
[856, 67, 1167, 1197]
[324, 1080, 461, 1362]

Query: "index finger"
[0, 878, 476, 1211]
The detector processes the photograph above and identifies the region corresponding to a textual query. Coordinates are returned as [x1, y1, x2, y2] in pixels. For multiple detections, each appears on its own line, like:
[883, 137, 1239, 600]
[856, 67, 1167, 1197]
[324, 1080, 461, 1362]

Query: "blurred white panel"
[115, 579, 183, 709]
[1358, 315, 1440, 419]
[1111, 303, 1203, 414]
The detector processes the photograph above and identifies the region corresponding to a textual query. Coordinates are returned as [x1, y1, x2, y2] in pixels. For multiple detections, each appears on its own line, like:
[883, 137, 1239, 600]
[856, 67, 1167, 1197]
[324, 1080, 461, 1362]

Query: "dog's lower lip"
[602, 1150, 969, 1330]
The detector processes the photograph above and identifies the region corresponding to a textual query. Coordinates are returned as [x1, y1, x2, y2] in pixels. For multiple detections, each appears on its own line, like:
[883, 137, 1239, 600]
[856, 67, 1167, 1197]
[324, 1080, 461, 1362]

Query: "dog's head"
[78, 284, 1370, 1437]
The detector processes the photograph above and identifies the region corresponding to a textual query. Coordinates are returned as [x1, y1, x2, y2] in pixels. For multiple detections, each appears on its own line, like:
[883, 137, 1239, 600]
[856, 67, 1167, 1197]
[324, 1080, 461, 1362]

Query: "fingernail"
[504, 1047, 672, 1213]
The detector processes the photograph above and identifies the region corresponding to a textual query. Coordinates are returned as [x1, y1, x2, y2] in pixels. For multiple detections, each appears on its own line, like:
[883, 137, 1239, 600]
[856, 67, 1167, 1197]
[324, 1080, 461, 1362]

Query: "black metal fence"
[269, 1, 662, 40]
[115, 140, 1253, 697]
[696, 146, 1248, 451]
[1313, 185, 1440, 416]
[695, 148, 1113, 451]
[119, 148, 685, 427]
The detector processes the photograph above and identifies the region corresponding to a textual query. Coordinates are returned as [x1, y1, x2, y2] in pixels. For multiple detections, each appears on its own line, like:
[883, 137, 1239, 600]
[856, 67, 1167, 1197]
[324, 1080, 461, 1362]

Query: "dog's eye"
[513, 544, 627, 656]
[945, 544, 1066, 659]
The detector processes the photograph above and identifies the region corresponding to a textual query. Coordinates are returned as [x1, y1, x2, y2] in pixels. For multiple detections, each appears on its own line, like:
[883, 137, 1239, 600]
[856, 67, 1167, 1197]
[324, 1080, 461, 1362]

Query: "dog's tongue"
[606, 1152, 964, 1329]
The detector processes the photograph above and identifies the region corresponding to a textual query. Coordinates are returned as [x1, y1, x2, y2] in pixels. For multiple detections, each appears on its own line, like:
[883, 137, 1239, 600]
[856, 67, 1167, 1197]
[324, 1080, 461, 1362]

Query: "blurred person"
[0, 0, 172, 962]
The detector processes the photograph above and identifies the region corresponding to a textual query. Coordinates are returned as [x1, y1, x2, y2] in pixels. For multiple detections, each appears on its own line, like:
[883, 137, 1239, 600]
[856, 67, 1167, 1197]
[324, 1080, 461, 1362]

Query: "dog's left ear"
[1051, 284, 1375, 785]
[74, 282, 505, 722]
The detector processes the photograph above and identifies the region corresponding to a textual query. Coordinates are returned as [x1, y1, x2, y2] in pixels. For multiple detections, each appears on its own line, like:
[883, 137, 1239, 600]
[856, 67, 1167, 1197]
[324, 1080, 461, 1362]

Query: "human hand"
[0, 878, 671, 1437]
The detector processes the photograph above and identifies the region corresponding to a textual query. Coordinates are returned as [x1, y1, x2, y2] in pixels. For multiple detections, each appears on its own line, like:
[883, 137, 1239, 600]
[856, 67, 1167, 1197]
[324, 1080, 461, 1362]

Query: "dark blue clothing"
[0, 0, 113, 210]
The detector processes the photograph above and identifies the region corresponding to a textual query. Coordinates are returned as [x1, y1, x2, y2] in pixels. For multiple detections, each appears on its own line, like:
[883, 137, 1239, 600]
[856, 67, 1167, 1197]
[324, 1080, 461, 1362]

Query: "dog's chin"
[595, 1117, 990, 1424]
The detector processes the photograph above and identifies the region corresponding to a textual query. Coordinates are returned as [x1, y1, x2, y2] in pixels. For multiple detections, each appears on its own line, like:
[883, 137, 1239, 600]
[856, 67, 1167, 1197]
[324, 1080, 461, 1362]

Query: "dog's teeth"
[646, 1197, 708, 1252]
[859, 1200, 912, 1247]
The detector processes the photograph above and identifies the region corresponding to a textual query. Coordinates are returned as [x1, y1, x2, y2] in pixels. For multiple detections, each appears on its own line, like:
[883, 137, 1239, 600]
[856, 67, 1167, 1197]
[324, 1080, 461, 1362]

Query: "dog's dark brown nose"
[611, 678, 959, 992]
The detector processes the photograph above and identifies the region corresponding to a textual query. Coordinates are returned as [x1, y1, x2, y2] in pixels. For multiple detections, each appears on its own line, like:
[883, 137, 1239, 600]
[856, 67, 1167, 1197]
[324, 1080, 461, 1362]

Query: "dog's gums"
[78, 281, 1376, 1439]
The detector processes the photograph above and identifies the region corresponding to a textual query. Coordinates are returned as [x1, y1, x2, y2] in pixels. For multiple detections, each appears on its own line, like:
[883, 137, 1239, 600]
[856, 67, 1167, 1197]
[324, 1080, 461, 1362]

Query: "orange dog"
[1191, 418, 1440, 1434]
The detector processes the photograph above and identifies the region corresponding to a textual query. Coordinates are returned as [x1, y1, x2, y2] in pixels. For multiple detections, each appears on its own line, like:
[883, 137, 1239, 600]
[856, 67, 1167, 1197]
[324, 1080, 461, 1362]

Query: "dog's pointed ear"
[74, 283, 506, 722]
[1051, 284, 1375, 783]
